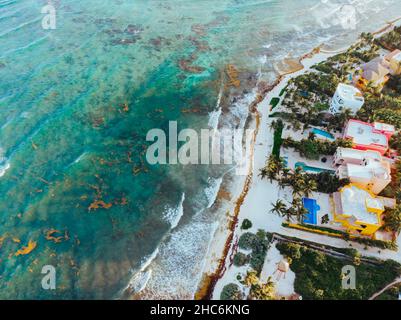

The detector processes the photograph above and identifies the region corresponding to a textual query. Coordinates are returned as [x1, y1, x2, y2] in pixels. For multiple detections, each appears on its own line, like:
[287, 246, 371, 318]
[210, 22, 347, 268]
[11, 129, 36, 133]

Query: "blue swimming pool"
[311, 128, 335, 140]
[302, 198, 320, 225]
[295, 162, 335, 173]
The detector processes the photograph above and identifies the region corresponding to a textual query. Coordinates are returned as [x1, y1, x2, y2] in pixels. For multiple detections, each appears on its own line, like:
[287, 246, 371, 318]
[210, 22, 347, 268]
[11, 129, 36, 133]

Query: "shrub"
[238, 231, 270, 274]
[220, 283, 243, 300]
[233, 252, 250, 267]
[241, 219, 253, 230]
[238, 233, 258, 250]
[272, 120, 284, 158]
[270, 97, 281, 109]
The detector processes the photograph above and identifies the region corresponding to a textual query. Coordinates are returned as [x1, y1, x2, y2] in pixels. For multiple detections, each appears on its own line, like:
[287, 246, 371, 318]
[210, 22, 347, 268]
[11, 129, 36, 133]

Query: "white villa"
[329, 83, 364, 115]
[333, 148, 391, 194]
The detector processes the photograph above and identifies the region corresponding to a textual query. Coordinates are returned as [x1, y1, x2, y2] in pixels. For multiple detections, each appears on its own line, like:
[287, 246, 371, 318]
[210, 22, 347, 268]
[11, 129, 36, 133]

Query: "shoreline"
[195, 18, 401, 300]
[195, 45, 337, 300]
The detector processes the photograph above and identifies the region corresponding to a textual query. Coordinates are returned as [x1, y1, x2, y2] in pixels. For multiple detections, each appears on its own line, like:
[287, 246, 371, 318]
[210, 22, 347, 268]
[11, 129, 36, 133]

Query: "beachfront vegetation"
[270, 197, 309, 223]
[220, 283, 244, 300]
[270, 97, 281, 110]
[259, 155, 285, 182]
[261, 153, 348, 195]
[241, 219, 253, 230]
[233, 252, 250, 267]
[276, 241, 401, 300]
[306, 171, 349, 194]
[375, 25, 401, 50]
[282, 136, 353, 160]
[243, 271, 276, 300]
[270, 119, 284, 158]
[238, 230, 271, 274]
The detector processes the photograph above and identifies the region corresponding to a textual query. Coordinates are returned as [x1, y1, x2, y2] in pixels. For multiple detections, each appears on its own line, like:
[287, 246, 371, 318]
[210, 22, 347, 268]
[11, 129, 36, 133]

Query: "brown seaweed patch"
[124, 24, 144, 35]
[225, 64, 240, 88]
[178, 59, 205, 74]
[148, 36, 172, 51]
[15, 240, 37, 256]
[88, 200, 113, 211]
[191, 24, 207, 36]
[45, 229, 69, 243]
[188, 36, 211, 52]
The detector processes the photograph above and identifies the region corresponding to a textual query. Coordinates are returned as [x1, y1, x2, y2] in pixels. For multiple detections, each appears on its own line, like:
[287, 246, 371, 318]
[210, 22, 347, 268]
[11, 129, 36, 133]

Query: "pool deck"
[281, 148, 335, 172]
[282, 126, 341, 143]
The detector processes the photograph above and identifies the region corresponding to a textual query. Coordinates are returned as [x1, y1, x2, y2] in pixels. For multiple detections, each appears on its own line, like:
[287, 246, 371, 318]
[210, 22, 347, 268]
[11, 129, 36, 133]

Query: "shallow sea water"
[0, 0, 400, 299]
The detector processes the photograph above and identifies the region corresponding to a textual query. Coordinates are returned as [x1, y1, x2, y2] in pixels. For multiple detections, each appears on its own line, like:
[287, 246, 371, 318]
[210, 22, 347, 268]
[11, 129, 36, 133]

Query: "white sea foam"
[0, 160, 10, 177]
[163, 193, 185, 229]
[204, 177, 223, 209]
[208, 80, 224, 129]
[263, 43, 272, 49]
[124, 248, 159, 294]
[208, 108, 222, 130]
[73, 152, 87, 164]
[138, 218, 218, 299]
[0, 148, 10, 177]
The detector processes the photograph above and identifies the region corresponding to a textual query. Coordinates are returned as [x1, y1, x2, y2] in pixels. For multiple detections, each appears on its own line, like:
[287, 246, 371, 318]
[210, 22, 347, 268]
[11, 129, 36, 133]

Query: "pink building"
[343, 119, 395, 155]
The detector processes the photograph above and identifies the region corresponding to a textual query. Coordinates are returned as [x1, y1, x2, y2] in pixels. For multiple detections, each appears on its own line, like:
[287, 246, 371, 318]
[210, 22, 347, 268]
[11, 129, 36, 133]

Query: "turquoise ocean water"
[0, 0, 400, 299]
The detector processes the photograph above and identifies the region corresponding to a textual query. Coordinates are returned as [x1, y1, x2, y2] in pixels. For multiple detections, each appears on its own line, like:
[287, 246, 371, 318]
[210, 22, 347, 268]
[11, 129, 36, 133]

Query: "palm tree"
[260, 155, 285, 182]
[301, 178, 318, 198]
[270, 199, 287, 217]
[289, 197, 309, 223]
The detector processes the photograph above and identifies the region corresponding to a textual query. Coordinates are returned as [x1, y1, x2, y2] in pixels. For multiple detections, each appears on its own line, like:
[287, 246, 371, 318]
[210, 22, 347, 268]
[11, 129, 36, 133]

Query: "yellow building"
[354, 57, 390, 92]
[332, 184, 395, 236]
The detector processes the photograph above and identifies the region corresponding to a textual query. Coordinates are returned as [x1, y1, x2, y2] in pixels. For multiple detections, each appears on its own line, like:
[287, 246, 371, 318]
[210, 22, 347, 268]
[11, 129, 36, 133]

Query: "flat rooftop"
[345, 121, 388, 147]
[337, 148, 382, 161]
[340, 185, 382, 225]
[337, 83, 364, 101]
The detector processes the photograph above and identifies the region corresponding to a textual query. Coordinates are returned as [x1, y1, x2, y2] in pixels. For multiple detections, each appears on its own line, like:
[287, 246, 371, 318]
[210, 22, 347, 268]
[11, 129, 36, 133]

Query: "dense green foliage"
[306, 171, 349, 194]
[233, 252, 250, 267]
[238, 230, 270, 274]
[270, 97, 281, 109]
[271, 119, 284, 158]
[241, 219, 253, 230]
[276, 242, 401, 300]
[376, 26, 401, 50]
[220, 283, 244, 300]
[282, 137, 353, 160]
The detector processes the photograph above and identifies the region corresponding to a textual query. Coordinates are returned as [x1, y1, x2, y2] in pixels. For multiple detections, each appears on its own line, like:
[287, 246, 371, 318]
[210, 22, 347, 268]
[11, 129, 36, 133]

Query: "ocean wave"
[208, 79, 224, 129]
[123, 248, 159, 295]
[204, 177, 223, 209]
[208, 108, 222, 130]
[138, 218, 219, 299]
[163, 193, 185, 229]
[0, 148, 10, 177]
[0, 160, 10, 177]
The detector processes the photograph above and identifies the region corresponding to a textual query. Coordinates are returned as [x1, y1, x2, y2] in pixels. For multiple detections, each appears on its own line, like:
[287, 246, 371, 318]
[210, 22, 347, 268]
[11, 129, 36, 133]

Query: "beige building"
[333, 148, 391, 194]
[385, 49, 401, 75]
[355, 57, 390, 91]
